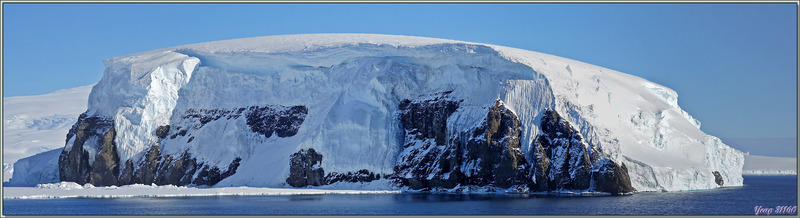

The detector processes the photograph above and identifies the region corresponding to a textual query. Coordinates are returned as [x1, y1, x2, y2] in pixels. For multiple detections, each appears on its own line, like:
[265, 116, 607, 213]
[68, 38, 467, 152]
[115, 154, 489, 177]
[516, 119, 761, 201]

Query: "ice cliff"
[43, 34, 742, 193]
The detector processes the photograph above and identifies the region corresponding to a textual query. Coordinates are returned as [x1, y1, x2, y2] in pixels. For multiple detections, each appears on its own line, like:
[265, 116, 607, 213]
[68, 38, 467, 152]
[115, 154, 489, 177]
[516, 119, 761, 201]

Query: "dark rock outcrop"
[58, 113, 119, 186]
[474, 100, 531, 189]
[533, 110, 593, 191]
[119, 145, 239, 187]
[87, 126, 120, 186]
[394, 92, 463, 189]
[713, 171, 724, 186]
[246, 105, 308, 138]
[182, 108, 244, 128]
[325, 169, 383, 184]
[154, 151, 200, 186]
[156, 125, 170, 139]
[193, 157, 242, 186]
[393, 93, 634, 194]
[286, 148, 325, 187]
[531, 109, 634, 194]
[592, 160, 635, 194]
[285, 149, 386, 187]
[118, 160, 134, 185]
[395, 95, 531, 190]
[132, 145, 161, 185]
[171, 129, 188, 139]
[398, 91, 461, 145]
[61, 104, 305, 187]
[175, 105, 308, 139]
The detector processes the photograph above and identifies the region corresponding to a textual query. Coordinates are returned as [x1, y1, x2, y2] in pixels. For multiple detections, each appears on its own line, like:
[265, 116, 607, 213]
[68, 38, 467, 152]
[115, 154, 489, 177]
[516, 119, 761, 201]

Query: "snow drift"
[18, 34, 743, 192]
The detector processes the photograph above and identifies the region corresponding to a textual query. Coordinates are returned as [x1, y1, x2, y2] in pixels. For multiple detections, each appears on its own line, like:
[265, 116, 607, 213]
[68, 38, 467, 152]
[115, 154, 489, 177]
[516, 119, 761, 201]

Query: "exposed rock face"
[592, 159, 635, 194]
[393, 93, 634, 194]
[58, 97, 632, 194]
[395, 94, 532, 190]
[246, 106, 308, 138]
[38, 34, 744, 193]
[58, 113, 119, 186]
[174, 105, 307, 139]
[475, 100, 531, 189]
[132, 145, 161, 185]
[87, 126, 120, 186]
[154, 151, 199, 186]
[532, 110, 634, 194]
[325, 169, 384, 184]
[193, 157, 242, 186]
[155, 125, 170, 139]
[533, 110, 593, 191]
[286, 149, 386, 187]
[286, 148, 325, 187]
[59, 105, 293, 187]
[398, 91, 461, 145]
[118, 160, 134, 185]
[713, 171, 724, 186]
[394, 92, 463, 189]
[118, 144, 240, 187]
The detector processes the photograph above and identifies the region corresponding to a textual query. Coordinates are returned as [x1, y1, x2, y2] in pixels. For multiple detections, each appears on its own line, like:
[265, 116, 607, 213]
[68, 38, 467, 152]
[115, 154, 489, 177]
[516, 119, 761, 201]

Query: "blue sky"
[2, 3, 797, 142]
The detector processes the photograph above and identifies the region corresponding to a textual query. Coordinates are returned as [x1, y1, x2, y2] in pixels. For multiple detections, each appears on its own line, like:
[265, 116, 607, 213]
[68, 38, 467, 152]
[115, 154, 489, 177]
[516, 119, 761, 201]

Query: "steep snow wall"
[51, 34, 741, 191]
[7, 148, 61, 186]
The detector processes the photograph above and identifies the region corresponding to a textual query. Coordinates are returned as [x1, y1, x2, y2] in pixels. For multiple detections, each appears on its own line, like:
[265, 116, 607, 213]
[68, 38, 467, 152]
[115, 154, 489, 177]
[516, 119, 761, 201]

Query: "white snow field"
[3, 85, 93, 182]
[2, 181, 399, 199]
[742, 154, 797, 175]
[8, 34, 744, 192]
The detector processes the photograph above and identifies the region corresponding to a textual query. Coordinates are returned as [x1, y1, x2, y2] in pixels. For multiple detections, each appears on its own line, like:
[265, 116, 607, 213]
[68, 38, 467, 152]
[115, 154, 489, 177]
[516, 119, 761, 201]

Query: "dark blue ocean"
[3, 175, 797, 215]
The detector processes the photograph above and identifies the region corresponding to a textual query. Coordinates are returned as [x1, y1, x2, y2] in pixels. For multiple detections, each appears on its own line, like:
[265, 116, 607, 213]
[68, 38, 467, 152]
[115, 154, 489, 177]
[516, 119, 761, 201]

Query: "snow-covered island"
[5, 34, 751, 197]
[742, 154, 797, 175]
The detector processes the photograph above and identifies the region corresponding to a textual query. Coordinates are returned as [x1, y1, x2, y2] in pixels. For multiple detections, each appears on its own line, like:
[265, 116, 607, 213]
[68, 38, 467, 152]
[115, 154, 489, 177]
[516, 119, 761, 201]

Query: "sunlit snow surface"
[2, 182, 399, 199]
[743, 154, 797, 175]
[3, 85, 92, 182]
[8, 34, 747, 192]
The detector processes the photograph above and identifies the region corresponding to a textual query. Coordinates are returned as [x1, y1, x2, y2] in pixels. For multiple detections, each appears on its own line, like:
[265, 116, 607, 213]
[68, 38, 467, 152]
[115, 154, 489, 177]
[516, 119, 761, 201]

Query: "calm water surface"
[3, 175, 797, 215]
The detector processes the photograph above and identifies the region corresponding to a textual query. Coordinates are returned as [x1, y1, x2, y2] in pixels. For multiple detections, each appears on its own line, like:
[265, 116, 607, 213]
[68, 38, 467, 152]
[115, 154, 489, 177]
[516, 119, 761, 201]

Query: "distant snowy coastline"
[742, 170, 796, 175]
[3, 85, 93, 182]
[742, 154, 797, 175]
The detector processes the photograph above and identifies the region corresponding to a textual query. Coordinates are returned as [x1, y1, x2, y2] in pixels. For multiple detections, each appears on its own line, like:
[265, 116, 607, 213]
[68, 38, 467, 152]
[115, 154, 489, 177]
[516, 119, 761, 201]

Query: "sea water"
[3, 175, 796, 215]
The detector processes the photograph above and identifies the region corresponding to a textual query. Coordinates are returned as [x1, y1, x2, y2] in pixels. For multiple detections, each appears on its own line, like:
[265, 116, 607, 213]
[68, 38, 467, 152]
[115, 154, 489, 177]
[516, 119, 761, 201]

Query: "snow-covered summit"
[37, 34, 743, 192]
[125, 34, 470, 56]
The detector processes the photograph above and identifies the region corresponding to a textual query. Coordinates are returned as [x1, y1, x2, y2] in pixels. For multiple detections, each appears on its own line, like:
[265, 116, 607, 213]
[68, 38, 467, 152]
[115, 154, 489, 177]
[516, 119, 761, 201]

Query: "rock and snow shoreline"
[6, 34, 748, 194]
[4, 181, 631, 199]
[3, 181, 401, 199]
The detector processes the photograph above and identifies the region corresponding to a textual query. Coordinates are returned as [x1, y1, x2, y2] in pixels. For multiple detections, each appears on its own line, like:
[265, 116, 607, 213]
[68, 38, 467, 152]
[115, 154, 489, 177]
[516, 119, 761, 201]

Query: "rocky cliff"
[49, 34, 742, 193]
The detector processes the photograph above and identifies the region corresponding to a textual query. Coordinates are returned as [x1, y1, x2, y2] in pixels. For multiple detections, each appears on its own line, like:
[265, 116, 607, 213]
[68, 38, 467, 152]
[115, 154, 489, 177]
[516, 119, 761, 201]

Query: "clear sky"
[2, 3, 797, 141]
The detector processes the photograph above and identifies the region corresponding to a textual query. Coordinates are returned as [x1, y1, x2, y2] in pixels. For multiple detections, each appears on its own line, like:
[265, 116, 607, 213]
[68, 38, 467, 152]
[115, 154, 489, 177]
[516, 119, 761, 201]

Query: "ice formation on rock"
[17, 34, 743, 192]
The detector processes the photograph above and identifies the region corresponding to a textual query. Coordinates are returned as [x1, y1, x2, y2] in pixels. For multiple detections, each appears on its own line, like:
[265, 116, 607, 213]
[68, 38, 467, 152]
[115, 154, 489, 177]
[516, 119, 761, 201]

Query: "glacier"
[17, 34, 743, 192]
[6, 148, 61, 186]
[3, 85, 92, 182]
[742, 154, 797, 175]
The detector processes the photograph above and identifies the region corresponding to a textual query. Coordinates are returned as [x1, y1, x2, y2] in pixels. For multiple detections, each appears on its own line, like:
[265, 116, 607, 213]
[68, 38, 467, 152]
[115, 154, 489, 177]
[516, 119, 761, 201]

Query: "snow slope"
[3, 85, 93, 181]
[742, 154, 797, 175]
[20, 34, 743, 192]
